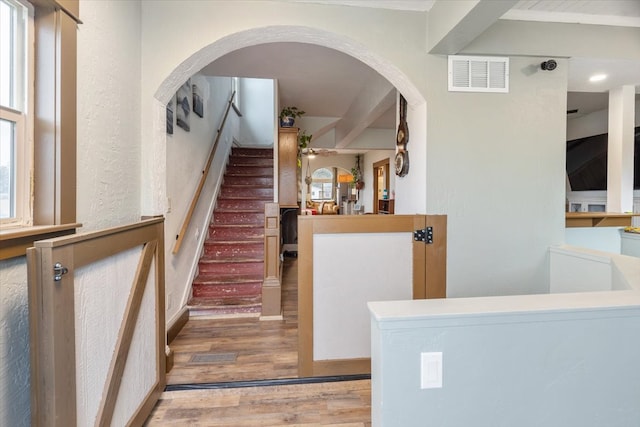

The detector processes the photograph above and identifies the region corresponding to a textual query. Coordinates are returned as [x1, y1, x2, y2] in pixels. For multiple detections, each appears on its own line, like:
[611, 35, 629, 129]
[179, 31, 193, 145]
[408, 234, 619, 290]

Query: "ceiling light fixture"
[589, 74, 607, 83]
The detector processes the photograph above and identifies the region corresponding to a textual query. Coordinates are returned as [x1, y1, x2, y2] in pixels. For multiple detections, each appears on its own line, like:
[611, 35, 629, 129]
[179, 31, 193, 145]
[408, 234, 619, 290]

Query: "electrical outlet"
[421, 352, 443, 389]
[167, 292, 173, 311]
[166, 197, 172, 213]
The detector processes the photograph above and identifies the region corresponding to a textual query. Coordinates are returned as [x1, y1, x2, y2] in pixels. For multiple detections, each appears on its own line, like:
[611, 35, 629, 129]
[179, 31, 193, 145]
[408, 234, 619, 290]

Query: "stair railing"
[172, 91, 236, 255]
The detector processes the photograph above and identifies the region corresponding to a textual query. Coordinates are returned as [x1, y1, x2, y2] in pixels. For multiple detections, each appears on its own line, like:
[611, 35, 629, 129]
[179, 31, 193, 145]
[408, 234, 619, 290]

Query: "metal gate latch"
[53, 262, 68, 281]
[413, 227, 434, 244]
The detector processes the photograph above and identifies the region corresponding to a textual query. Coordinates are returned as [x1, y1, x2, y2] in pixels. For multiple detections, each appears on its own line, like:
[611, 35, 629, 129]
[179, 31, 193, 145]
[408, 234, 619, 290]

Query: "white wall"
[139, 1, 428, 215]
[425, 55, 568, 297]
[369, 244, 640, 426]
[0, 1, 143, 425]
[76, 0, 142, 231]
[370, 290, 640, 427]
[566, 100, 640, 141]
[238, 78, 275, 146]
[164, 75, 239, 321]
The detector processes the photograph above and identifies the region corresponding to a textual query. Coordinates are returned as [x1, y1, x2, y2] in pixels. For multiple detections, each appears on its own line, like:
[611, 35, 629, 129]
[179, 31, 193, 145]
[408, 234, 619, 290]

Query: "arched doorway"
[155, 24, 428, 386]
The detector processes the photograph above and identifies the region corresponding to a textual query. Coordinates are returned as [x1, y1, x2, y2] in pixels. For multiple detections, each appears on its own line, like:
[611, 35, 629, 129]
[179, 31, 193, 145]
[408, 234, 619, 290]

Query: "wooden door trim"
[298, 215, 443, 377]
[372, 159, 389, 214]
[425, 215, 447, 298]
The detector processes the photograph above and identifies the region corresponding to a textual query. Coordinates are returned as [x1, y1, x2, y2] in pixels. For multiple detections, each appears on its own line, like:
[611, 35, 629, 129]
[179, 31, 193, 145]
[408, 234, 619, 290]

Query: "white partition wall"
[313, 233, 413, 360]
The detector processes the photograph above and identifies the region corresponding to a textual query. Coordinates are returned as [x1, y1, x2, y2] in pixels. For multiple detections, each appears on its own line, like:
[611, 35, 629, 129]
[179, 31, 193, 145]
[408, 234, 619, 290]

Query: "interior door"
[27, 219, 165, 427]
[297, 214, 446, 377]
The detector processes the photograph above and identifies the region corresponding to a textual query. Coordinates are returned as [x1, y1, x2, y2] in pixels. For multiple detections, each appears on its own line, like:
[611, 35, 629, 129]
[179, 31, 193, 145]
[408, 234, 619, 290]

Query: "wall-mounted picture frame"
[166, 96, 174, 134]
[192, 84, 204, 118]
[176, 79, 191, 132]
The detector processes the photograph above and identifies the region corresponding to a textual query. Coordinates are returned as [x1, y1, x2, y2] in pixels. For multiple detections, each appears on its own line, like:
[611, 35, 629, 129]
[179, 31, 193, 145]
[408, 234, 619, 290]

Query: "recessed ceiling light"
[589, 74, 607, 82]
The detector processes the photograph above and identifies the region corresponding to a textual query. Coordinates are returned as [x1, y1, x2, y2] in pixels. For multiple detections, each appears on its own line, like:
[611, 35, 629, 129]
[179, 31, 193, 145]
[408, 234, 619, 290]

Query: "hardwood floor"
[148, 257, 371, 425]
[167, 257, 299, 385]
[146, 380, 371, 426]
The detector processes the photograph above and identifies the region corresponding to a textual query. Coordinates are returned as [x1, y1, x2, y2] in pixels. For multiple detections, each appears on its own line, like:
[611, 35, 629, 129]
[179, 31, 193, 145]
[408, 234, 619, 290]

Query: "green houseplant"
[280, 106, 305, 127]
[297, 130, 312, 168]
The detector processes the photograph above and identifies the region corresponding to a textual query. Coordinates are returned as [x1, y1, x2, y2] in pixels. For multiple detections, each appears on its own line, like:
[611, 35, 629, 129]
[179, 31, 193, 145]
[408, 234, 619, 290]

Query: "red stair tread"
[191, 148, 272, 315]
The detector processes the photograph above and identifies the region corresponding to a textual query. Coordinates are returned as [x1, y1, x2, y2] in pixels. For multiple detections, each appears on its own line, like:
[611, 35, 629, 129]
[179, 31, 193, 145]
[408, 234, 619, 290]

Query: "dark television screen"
[566, 126, 640, 191]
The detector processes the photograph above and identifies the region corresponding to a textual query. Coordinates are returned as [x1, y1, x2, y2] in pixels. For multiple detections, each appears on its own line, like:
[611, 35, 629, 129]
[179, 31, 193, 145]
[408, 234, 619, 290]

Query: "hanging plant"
[297, 130, 312, 168]
[352, 154, 364, 189]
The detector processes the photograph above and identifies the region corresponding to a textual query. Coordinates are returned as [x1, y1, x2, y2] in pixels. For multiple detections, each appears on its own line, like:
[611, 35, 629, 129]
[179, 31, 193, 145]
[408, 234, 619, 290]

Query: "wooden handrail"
[173, 91, 235, 254]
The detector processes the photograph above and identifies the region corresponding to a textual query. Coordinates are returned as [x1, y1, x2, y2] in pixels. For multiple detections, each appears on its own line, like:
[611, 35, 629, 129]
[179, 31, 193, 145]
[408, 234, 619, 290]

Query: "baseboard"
[259, 312, 284, 321]
[167, 307, 189, 344]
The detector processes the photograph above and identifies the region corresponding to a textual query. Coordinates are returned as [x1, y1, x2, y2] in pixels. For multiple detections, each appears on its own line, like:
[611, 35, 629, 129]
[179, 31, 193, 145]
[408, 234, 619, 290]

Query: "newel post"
[261, 202, 282, 318]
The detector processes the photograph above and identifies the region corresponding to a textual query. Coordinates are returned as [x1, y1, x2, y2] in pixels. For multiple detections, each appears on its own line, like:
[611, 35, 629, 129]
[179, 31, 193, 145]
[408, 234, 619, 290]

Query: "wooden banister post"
[261, 202, 282, 318]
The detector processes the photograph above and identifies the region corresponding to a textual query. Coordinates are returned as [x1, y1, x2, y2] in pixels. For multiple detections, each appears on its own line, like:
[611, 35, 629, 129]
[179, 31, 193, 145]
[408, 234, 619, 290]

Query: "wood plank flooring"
[167, 257, 299, 385]
[148, 257, 371, 425]
[146, 380, 371, 426]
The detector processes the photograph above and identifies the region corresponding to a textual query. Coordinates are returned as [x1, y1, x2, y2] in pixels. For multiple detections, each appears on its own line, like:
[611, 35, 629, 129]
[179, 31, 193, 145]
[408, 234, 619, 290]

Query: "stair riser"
[209, 226, 264, 240]
[213, 212, 264, 225]
[192, 282, 262, 298]
[217, 199, 269, 211]
[231, 148, 272, 158]
[224, 176, 274, 187]
[204, 243, 264, 258]
[220, 187, 273, 198]
[190, 147, 273, 315]
[226, 166, 273, 176]
[228, 157, 273, 167]
[198, 261, 264, 275]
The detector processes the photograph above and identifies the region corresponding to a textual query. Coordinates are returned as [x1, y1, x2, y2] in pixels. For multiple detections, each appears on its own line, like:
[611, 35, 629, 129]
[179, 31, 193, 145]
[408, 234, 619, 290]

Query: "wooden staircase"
[189, 147, 273, 315]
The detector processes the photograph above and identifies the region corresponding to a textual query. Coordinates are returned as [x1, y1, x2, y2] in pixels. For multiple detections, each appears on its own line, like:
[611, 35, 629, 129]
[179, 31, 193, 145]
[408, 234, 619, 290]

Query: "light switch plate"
[421, 352, 443, 389]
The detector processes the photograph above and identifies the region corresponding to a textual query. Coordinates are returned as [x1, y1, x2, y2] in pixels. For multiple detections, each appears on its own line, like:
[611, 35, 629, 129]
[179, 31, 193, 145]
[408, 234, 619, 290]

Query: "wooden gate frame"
[27, 218, 166, 426]
[297, 214, 446, 377]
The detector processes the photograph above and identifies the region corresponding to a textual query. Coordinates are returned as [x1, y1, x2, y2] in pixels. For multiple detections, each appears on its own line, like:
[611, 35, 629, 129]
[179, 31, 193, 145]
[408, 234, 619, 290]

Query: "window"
[311, 167, 334, 200]
[0, 0, 30, 225]
[0, 0, 79, 260]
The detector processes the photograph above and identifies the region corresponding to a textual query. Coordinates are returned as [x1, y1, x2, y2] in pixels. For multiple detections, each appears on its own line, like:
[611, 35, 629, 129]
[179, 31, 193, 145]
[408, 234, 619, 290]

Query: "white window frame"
[311, 167, 335, 201]
[0, 0, 33, 227]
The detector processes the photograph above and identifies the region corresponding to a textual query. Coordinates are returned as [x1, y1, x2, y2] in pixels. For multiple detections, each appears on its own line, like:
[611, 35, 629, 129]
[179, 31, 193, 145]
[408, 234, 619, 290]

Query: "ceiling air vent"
[448, 56, 509, 93]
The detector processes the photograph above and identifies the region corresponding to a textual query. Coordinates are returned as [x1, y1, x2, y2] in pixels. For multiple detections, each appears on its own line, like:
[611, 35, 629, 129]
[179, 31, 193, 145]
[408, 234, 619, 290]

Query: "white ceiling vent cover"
[448, 56, 509, 93]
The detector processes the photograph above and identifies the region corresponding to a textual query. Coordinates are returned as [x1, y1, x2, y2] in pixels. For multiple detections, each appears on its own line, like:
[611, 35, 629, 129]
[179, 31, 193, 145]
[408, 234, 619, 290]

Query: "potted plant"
[280, 106, 305, 127]
[297, 130, 312, 168]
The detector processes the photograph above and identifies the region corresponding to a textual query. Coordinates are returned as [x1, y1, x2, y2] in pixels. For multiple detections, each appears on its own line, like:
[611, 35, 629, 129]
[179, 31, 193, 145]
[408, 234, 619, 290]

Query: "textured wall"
[425, 55, 568, 297]
[0, 258, 30, 426]
[77, 0, 142, 232]
[164, 75, 239, 320]
[0, 1, 144, 424]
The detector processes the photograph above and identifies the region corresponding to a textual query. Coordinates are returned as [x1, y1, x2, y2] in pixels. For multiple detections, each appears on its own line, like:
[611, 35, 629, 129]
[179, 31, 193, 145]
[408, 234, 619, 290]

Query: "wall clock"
[395, 94, 409, 177]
